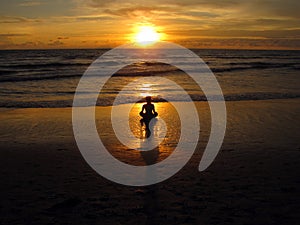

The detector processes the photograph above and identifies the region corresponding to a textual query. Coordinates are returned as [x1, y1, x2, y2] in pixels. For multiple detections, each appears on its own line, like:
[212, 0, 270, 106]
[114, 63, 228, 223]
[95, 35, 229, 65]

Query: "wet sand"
[0, 99, 299, 225]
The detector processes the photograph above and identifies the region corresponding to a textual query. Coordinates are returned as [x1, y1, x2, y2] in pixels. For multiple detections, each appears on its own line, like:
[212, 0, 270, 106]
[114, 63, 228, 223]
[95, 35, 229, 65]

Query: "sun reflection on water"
[139, 83, 154, 97]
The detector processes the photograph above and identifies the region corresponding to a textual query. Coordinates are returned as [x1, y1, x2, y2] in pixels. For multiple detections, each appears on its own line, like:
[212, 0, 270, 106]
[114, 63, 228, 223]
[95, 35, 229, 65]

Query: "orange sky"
[0, 0, 299, 49]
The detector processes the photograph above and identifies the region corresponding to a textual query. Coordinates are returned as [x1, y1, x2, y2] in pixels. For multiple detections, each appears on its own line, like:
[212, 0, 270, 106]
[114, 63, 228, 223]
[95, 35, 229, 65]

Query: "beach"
[1, 99, 299, 225]
[1, 0, 300, 223]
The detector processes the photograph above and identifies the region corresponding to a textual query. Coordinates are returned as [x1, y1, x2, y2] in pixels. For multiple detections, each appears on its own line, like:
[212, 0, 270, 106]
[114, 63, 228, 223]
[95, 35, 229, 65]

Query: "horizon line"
[1, 47, 299, 51]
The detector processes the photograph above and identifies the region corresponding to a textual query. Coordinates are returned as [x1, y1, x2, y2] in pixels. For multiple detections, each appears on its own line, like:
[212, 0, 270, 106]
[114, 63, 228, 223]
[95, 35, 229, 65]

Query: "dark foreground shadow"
[140, 148, 159, 225]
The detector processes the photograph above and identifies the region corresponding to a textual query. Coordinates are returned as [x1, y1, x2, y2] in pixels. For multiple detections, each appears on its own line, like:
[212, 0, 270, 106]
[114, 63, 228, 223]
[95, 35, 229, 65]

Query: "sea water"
[0, 48, 299, 108]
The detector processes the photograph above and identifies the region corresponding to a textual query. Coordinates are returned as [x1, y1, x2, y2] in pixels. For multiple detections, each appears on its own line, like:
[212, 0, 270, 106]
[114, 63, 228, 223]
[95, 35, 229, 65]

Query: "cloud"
[57, 36, 69, 40]
[103, 6, 164, 19]
[75, 0, 300, 32]
[242, 0, 300, 19]
[0, 16, 41, 23]
[84, 0, 241, 8]
[179, 38, 300, 50]
[175, 29, 300, 39]
[75, 15, 115, 21]
[0, 40, 43, 49]
[0, 33, 31, 49]
[19, 0, 44, 7]
[80, 0, 300, 21]
[19, 41, 43, 47]
[0, 33, 29, 37]
[48, 40, 65, 46]
[102, 6, 220, 21]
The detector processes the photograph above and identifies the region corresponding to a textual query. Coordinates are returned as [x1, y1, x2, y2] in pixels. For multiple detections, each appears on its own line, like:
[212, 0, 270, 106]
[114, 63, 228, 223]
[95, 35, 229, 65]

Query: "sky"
[0, 0, 299, 49]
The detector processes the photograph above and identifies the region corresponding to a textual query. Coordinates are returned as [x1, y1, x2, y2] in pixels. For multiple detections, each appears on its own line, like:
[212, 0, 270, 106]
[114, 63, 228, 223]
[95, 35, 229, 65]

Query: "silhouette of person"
[140, 96, 158, 135]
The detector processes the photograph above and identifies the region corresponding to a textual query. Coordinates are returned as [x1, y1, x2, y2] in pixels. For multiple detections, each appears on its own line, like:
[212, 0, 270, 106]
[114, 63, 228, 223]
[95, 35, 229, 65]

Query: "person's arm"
[152, 104, 156, 113]
[141, 105, 145, 113]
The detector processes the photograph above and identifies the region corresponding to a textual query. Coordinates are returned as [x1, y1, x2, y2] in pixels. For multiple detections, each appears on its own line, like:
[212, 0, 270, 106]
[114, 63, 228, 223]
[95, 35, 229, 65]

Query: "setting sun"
[134, 26, 160, 45]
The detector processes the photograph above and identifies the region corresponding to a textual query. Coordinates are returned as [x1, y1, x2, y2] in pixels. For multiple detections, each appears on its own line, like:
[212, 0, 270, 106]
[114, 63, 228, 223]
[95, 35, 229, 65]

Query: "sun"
[134, 26, 160, 46]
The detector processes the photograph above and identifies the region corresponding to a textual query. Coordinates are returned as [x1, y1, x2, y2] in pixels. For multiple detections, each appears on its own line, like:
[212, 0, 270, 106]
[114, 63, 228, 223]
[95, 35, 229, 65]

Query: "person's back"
[139, 96, 158, 133]
[142, 102, 155, 116]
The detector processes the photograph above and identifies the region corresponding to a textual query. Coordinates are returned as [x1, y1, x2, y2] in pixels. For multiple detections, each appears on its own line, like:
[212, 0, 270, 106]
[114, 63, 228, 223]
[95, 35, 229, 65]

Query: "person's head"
[146, 96, 152, 103]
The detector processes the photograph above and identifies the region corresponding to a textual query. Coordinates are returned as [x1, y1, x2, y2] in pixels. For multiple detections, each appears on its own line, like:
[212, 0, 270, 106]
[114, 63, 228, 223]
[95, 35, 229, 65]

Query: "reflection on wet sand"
[96, 102, 181, 166]
[140, 130, 159, 225]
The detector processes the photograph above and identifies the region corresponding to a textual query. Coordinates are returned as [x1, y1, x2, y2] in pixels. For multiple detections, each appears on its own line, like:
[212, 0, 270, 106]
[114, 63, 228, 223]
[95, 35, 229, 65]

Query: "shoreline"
[1, 95, 300, 109]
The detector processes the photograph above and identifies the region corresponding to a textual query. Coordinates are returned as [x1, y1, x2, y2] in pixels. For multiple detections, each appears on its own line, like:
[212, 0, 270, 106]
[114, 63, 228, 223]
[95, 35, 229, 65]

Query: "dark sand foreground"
[0, 99, 299, 225]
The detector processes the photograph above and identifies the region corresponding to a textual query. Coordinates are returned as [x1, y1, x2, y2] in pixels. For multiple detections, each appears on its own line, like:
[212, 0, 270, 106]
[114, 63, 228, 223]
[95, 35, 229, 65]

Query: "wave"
[212, 62, 299, 73]
[0, 73, 83, 82]
[0, 61, 91, 70]
[0, 65, 182, 83]
[0, 70, 181, 83]
[113, 68, 180, 77]
[1, 58, 299, 83]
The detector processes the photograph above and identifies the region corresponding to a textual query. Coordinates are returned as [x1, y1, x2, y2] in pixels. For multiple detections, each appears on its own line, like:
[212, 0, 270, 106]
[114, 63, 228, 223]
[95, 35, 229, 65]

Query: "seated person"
[139, 96, 158, 131]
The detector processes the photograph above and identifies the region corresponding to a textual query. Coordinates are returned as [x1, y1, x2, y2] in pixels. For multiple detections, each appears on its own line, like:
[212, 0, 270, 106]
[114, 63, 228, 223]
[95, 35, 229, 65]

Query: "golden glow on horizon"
[134, 26, 161, 46]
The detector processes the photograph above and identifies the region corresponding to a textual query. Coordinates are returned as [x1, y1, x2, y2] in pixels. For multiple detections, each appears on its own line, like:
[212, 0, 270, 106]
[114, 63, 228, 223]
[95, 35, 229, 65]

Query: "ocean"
[0, 48, 299, 108]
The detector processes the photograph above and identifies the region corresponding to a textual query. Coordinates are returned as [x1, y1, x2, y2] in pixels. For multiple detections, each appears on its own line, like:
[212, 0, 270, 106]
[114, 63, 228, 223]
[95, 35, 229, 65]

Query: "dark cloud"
[75, 15, 116, 21]
[57, 36, 69, 40]
[48, 40, 65, 46]
[0, 33, 29, 37]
